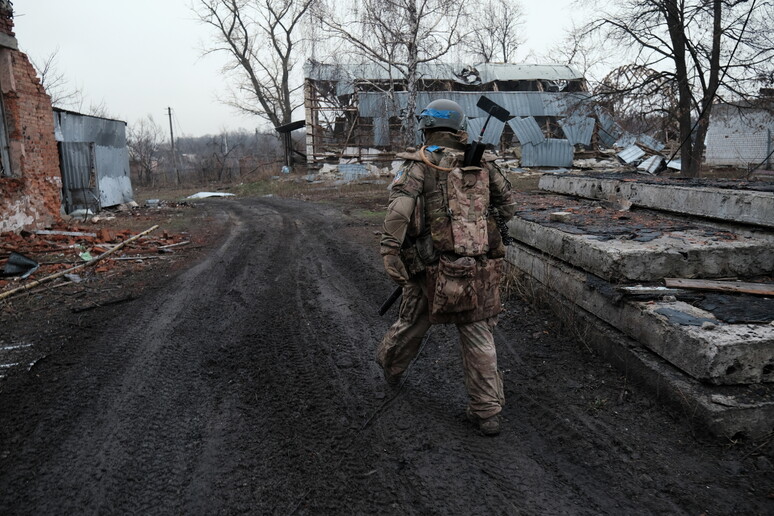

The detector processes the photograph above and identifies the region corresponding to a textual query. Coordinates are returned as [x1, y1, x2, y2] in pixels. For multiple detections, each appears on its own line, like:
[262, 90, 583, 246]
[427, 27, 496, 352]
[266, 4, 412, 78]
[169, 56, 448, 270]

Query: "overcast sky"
[15, 0, 579, 137]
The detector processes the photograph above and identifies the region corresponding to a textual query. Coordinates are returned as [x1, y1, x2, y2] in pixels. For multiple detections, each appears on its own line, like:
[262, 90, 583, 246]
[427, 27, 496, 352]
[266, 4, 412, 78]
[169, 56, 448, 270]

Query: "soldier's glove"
[383, 254, 410, 286]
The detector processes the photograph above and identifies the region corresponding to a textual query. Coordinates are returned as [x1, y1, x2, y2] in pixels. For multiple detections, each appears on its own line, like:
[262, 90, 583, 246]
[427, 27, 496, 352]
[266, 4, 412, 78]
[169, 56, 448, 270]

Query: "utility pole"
[167, 107, 180, 184]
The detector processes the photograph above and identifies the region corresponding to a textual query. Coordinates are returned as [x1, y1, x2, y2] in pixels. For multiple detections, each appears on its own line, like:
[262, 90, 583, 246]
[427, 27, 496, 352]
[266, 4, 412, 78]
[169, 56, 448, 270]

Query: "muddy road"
[0, 197, 771, 515]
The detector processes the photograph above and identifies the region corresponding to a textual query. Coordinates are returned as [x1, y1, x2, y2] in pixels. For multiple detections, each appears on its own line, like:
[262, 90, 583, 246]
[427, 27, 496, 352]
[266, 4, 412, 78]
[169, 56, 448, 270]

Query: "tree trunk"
[664, 0, 696, 177]
[404, 1, 420, 147]
[689, 0, 723, 177]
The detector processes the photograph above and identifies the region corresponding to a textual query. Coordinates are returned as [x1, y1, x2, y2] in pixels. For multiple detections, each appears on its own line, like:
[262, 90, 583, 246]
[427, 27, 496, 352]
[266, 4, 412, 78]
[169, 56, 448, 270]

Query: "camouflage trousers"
[377, 274, 505, 419]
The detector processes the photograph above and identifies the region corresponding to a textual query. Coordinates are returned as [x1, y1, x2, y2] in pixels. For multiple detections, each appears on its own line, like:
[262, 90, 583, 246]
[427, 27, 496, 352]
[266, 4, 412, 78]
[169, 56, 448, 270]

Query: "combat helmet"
[417, 99, 467, 132]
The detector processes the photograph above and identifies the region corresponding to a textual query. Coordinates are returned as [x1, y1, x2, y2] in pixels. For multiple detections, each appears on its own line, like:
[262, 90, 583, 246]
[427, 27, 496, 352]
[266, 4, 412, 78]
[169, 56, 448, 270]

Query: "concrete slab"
[506, 242, 774, 385]
[508, 192, 774, 282]
[538, 174, 774, 228]
[508, 274, 774, 439]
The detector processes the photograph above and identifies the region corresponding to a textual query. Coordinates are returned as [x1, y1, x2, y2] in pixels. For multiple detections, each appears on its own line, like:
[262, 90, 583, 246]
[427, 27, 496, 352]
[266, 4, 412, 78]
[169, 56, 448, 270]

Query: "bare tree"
[597, 64, 680, 139]
[545, 22, 609, 84]
[128, 115, 165, 186]
[29, 47, 83, 109]
[465, 0, 525, 63]
[195, 0, 316, 128]
[316, 0, 468, 139]
[587, 0, 774, 177]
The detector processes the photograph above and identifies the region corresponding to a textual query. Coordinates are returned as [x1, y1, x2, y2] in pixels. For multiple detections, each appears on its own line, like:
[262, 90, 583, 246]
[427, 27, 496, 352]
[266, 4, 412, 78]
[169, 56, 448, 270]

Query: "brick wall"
[0, 11, 62, 233]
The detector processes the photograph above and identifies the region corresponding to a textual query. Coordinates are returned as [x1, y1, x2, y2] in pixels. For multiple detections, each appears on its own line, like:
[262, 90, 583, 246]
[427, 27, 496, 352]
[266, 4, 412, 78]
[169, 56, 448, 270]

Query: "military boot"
[466, 407, 501, 436]
[382, 367, 402, 388]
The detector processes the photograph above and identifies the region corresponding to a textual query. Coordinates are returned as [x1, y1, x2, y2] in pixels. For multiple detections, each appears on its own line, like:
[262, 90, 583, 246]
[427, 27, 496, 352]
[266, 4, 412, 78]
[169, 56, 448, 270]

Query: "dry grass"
[500, 257, 595, 352]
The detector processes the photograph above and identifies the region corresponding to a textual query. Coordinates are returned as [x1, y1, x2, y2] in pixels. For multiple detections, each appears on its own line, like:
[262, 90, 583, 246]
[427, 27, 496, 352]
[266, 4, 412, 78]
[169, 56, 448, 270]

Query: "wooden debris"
[0, 225, 159, 302]
[664, 278, 774, 296]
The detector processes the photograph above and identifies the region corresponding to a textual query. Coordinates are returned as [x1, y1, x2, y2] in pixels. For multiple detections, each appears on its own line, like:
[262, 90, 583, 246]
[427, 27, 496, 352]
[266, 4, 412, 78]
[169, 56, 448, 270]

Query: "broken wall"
[0, 8, 62, 232]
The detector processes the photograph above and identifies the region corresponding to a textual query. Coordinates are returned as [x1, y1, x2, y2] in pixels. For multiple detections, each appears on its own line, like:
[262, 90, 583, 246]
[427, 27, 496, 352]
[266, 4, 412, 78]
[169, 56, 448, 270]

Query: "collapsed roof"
[303, 61, 593, 166]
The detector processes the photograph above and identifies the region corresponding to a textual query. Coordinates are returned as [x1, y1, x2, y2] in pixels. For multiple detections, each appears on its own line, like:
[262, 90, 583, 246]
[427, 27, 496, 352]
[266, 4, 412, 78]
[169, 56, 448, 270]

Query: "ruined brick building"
[0, 2, 62, 232]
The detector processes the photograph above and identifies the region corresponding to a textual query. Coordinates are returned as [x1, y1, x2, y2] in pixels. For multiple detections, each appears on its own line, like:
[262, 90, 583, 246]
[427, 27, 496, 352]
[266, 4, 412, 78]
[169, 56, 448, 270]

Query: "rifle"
[379, 285, 402, 316]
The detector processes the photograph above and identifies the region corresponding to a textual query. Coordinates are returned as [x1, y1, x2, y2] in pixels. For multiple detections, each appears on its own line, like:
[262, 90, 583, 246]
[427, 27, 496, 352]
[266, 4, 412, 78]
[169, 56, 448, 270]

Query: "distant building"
[303, 61, 596, 167]
[0, 3, 63, 232]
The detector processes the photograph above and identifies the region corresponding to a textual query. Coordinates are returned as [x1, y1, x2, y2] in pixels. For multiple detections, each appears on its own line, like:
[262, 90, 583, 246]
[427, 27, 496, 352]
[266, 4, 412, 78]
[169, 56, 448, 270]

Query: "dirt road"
[0, 197, 771, 514]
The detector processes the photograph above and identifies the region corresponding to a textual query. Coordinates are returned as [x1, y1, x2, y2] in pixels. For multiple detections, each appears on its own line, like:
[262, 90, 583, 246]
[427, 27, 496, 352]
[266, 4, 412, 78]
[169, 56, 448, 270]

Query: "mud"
[0, 197, 771, 515]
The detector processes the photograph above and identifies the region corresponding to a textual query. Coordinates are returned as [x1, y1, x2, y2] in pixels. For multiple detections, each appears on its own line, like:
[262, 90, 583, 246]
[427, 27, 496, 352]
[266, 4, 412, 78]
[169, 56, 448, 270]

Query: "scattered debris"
[1, 215, 192, 303]
[186, 192, 236, 199]
[0, 225, 160, 302]
[2, 252, 39, 279]
[70, 209, 96, 218]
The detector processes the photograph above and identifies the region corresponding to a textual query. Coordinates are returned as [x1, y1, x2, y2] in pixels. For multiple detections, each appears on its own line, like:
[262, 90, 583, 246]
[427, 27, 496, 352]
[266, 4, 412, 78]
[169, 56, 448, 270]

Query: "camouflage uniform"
[377, 129, 517, 420]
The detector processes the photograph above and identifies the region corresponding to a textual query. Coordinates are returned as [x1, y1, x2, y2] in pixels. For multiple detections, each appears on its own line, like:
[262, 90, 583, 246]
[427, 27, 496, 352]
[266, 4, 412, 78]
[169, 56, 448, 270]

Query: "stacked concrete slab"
[505, 176, 774, 438]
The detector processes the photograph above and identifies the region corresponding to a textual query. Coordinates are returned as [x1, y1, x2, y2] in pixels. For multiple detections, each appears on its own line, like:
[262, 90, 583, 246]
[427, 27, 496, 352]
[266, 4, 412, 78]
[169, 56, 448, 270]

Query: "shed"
[53, 109, 134, 214]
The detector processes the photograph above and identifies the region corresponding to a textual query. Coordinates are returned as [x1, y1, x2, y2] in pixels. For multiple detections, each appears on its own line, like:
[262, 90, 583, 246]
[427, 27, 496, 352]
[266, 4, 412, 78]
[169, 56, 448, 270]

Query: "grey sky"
[15, 0, 578, 137]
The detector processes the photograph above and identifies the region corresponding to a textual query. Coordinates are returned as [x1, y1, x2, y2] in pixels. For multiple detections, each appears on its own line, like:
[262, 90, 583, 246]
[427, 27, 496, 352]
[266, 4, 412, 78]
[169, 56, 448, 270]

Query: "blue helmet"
[417, 99, 467, 131]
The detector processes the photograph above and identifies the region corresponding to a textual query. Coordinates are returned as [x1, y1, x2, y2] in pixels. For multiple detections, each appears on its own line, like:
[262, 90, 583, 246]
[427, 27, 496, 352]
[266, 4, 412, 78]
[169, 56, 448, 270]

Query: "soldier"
[377, 98, 517, 436]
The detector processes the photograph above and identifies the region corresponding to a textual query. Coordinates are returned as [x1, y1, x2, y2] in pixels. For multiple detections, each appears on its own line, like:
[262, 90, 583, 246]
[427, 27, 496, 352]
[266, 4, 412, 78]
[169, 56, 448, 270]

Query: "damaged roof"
[305, 61, 584, 85]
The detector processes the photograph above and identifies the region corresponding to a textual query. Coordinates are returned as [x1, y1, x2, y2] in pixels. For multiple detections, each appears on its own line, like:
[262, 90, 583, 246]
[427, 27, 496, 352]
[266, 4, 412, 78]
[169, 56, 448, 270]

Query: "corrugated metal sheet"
[636, 134, 665, 152]
[466, 117, 506, 145]
[614, 132, 666, 151]
[521, 139, 573, 167]
[559, 116, 595, 146]
[54, 110, 133, 209]
[59, 141, 99, 214]
[95, 146, 132, 206]
[508, 117, 545, 145]
[358, 91, 593, 119]
[637, 155, 664, 174]
[373, 116, 390, 147]
[617, 145, 646, 164]
[614, 133, 637, 148]
[595, 106, 623, 148]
